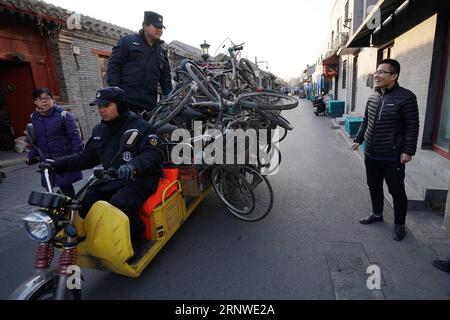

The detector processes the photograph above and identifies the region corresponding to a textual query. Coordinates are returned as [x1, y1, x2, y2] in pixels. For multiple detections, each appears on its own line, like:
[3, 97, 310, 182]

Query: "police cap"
[89, 86, 125, 106]
[143, 11, 165, 29]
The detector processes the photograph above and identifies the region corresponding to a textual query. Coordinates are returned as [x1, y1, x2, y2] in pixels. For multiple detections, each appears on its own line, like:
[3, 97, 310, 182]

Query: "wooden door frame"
[432, 18, 450, 159]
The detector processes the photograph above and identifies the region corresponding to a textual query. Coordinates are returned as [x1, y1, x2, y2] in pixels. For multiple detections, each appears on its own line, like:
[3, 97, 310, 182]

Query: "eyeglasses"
[374, 70, 395, 75]
[34, 97, 52, 102]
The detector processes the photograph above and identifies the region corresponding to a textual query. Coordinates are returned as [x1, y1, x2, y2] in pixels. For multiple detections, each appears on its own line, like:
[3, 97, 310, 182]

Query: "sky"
[44, 0, 335, 81]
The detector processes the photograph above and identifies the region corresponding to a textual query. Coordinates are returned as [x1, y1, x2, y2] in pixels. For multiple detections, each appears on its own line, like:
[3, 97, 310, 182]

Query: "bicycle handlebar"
[229, 42, 245, 52]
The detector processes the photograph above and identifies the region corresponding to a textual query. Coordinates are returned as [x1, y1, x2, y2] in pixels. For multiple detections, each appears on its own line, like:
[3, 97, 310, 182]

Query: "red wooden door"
[0, 61, 35, 137]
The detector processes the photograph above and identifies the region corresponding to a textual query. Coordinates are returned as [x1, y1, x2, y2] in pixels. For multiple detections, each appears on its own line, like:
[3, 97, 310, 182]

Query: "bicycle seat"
[154, 123, 179, 135]
[179, 107, 203, 121]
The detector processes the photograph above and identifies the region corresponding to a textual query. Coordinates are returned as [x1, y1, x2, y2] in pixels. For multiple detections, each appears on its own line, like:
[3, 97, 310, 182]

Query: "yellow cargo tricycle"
[10, 129, 211, 300]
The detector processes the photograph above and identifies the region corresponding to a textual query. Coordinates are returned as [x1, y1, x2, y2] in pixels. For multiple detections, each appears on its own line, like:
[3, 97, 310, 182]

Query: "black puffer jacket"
[354, 82, 419, 157]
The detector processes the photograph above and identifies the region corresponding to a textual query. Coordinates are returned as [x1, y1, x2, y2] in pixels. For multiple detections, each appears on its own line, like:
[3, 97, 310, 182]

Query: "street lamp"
[200, 40, 210, 62]
[255, 56, 269, 70]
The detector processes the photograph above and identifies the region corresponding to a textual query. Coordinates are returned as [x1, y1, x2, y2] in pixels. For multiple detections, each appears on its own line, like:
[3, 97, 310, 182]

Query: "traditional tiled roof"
[168, 40, 203, 60]
[0, 0, 135, 39]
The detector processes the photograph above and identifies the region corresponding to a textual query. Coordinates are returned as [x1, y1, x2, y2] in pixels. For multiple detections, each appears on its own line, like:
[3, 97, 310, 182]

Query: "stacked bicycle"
[149, 41, 299, 221]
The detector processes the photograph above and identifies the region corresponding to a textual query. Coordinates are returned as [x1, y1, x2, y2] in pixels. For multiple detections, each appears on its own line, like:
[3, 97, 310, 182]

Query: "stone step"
[383, 180, 426, 211]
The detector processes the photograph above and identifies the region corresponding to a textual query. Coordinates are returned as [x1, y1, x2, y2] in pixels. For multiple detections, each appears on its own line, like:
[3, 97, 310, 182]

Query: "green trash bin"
[344, 117, 363, 138]
[327, 100, 345, 118]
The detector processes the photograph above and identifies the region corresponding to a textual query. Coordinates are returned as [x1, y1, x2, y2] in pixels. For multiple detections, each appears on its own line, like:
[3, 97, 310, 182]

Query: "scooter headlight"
[23, 211, 55, 242]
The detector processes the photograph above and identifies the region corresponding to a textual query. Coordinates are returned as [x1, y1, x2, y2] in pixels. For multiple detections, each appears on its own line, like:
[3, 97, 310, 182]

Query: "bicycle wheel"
[149, 84, 193, 130]
[185, 62, 222, 102]
[257, 109, 293, 131]
[238, 58, 257, 90]
[234, 165, 274, 221]
[238, 92, 299, 110]
[211, 166, 255, 216]
[257, 143, 282, 176]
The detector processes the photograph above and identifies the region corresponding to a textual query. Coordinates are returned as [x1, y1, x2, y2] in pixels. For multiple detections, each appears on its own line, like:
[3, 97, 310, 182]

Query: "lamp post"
[255, 56, 269, 70]
[255, 57, 269, 87]
[200, 40, 210, 62]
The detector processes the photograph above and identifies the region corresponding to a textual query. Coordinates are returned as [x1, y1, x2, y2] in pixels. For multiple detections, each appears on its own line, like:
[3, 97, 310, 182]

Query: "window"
[331, 31, 334, 49]
[434, 32, 450, 156]
[91, 49, 112, 88]
[342, 60, 347, 89]
[382, 44, 394, 59]
[345, 1, 349, 20]
[98, 56, 109, 88]
[367, 73, 374, 88]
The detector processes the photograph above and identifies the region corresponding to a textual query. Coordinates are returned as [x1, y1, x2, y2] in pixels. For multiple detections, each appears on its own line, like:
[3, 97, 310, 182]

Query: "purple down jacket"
[28, 105, 84, 188]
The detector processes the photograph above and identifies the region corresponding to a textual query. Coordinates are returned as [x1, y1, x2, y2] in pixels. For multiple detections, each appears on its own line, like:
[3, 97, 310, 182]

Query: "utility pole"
[255, 57, 269, 87]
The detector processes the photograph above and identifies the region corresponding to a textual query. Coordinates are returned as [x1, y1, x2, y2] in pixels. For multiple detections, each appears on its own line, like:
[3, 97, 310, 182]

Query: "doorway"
[0, 60, 35, 139]
[351, 55, 358, 112]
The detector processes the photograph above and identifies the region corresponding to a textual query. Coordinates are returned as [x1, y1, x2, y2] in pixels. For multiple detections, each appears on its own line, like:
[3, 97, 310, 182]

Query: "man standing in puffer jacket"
[352, 59, 419, 241]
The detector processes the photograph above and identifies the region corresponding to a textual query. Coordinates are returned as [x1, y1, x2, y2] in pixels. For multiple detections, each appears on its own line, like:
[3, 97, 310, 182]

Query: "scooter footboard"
[77, 201, 136, 276]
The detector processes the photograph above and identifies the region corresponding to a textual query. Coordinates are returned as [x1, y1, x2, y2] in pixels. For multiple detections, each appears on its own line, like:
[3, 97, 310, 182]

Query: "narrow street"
[0, 99, 449, 299]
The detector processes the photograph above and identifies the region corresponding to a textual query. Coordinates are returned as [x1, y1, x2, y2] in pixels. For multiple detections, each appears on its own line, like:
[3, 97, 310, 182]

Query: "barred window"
[342, 60, 347, 89]
[98, 55, 109, 88]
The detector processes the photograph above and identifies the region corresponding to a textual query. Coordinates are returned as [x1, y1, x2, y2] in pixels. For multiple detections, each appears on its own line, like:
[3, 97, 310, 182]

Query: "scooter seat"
[140, 168, 179, 240]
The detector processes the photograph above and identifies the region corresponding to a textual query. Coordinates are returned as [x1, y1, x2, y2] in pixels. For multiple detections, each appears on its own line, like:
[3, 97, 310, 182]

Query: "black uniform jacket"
[54, 111, 163, 195]
[354, 82, 419, 157]
[106, 30, 173, 109]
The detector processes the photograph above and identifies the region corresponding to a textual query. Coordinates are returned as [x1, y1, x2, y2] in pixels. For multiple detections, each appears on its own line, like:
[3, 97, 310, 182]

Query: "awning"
[322, 54, 338, 65]
[347, 0, 406, 48]
[322, 54, 338, 78]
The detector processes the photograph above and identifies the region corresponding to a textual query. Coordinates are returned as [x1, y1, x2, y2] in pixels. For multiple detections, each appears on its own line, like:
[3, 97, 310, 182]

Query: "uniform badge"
[149, 134, 159, 146]
[96, 92, 101, 98]
[122, 151, 133, 162]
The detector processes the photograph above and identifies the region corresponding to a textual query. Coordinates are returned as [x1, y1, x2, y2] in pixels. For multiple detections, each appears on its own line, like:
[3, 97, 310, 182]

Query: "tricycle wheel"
[29, 278, 81, 300]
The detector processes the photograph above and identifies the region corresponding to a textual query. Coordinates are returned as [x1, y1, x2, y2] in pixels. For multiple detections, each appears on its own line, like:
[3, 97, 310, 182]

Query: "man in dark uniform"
[106, 11, 173, 116]
[51, 87, 163, 253]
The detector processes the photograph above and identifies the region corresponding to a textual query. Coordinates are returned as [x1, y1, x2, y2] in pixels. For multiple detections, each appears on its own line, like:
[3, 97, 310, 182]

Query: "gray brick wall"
[52, 29, 121, 139]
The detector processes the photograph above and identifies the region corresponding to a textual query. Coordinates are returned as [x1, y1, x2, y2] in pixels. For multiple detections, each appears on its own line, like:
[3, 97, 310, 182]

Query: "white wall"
[354, 47, 378, 116]
[352, 14, 437, 145]
[392, 14, 437, 145]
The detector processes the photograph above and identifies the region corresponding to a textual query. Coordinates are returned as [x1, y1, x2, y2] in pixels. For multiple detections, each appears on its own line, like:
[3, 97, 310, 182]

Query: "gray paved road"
[0, 99, 449, 299]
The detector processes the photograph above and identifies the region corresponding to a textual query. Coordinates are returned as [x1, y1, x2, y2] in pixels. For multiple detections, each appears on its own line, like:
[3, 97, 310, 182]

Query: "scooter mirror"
[25, 123, 37, 147]
[118, 129, 139, 153]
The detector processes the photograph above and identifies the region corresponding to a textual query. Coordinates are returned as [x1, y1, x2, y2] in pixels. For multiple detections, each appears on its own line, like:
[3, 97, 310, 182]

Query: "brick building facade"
[0, 0, 134, 143]
[1, 0, 281, 148]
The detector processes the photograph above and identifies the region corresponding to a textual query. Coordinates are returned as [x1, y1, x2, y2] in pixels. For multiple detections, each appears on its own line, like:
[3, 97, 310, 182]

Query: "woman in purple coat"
[27, 88, 84, 197]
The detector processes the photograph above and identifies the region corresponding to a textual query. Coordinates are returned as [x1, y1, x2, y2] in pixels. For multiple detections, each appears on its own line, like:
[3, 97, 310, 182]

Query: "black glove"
[117, 164, 135, 181]
[26, 157, 39, 165]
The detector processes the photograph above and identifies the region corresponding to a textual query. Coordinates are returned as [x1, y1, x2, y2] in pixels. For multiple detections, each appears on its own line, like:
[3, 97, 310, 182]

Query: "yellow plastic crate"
[148, 182, 186, 241]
